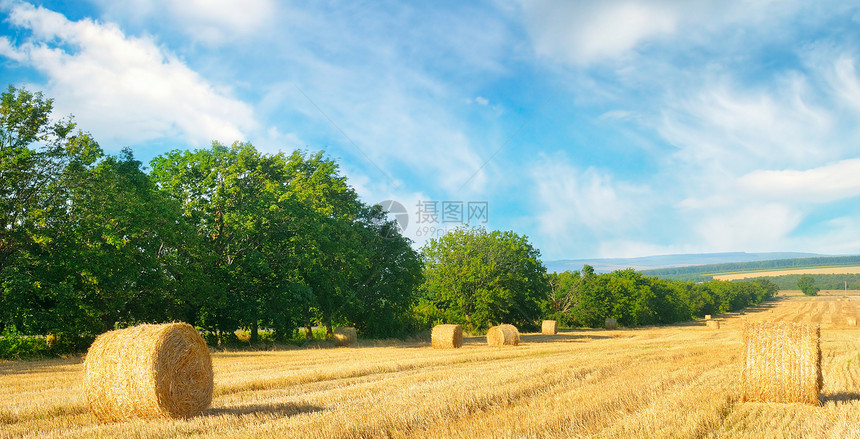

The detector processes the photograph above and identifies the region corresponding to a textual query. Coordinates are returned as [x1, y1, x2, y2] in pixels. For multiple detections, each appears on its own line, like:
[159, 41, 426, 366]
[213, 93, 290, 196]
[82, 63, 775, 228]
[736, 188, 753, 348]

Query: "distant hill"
[543, 252, 826, 274]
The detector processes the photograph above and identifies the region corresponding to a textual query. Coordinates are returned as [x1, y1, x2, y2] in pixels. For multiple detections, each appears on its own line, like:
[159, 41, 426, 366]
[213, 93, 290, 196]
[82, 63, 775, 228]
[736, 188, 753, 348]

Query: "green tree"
[151, 143, 306, 343]
[342, 207, 423, 338]
[0, 85, 103, 336]
[418, 227, 548, 332]
[797, 276, 819, 296]
[11, 150, 196, 336]
[543, 270, 584, 327]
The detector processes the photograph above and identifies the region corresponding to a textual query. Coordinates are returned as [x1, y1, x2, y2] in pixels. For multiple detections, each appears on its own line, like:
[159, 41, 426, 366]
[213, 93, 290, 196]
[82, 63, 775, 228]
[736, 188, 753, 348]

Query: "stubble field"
[3, 292, 860, 438]
[711, 266, 860, 281]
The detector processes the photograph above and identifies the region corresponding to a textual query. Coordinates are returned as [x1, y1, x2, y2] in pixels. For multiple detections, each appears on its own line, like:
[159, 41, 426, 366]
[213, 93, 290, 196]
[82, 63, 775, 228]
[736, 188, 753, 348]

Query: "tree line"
[541, 268, 777, 328]
[742, 273, 860, 291]
[1, 85, 779, 357]
[0, 86, 421, 350]
[415, 228, 778, 332]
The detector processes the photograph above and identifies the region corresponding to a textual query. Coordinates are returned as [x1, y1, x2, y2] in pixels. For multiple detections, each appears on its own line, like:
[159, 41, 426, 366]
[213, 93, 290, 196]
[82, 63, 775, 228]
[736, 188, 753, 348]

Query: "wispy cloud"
[89, 0, 277, 44]
[739, 158, 860, 203]
[243, 2, 517, 195]
[518, 0, 679, 65]
[529, 154, 653, 257]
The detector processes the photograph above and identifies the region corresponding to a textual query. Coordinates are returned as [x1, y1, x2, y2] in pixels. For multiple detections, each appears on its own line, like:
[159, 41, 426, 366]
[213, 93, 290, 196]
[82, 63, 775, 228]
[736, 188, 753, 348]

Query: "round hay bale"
[705, 314, 712, 320]
[742, 321, 821, 405]
[605, 318, 618, 330]
[706, 320, 721, 329]
[486, 324, 519, 347]
[333, 327, 357, 346]
[84, 322, 213, 421]
[541, 320, 557, 335]
[431, 324, 463, 349]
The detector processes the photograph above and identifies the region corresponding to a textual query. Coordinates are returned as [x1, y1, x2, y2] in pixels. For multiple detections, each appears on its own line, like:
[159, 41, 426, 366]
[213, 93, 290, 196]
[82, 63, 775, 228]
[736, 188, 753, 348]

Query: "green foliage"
[0, 327, 94, 360]
[150, 144, 423, 341]
[743, 273, 860, 290]
[0, 333, 50, 360]
[1, 85, 423, 353]
[418, 227, 548, 332]
[797, 276, 819, 296]
[546, 266, 778, 328]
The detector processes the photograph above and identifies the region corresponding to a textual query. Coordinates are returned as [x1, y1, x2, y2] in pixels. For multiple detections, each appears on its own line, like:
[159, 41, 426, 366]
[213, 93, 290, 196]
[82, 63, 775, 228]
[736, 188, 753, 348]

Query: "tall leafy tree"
[151, 143, 307, 343]
[419, 227, 548, 332]
[14, 150, 195, 335]
[343, 206, 423, 338]
[0, 86, 102, 335]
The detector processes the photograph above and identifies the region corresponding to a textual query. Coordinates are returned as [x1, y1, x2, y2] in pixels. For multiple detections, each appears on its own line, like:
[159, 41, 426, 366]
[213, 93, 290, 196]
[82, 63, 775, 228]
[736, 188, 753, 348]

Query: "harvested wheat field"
[712, 265, 860, 281]
[3, 293, 860, 438]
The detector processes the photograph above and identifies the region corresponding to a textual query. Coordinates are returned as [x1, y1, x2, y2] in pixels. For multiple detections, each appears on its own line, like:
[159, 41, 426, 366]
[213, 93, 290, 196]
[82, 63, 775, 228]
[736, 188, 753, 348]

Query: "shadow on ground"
[823, 391, 860, 404]
[207, 402, 323, 417]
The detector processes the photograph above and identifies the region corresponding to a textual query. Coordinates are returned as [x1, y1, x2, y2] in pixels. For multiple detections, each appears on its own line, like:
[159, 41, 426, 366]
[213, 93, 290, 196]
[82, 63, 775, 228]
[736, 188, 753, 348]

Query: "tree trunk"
[305, 323, 314, 340]
[325, 321, 333, 339]
[250, 321, 259, 344]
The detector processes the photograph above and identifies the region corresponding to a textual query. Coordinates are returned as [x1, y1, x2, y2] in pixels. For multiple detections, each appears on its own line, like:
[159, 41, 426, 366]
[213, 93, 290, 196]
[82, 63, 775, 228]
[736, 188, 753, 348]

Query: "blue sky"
[2, 0, 860, 260]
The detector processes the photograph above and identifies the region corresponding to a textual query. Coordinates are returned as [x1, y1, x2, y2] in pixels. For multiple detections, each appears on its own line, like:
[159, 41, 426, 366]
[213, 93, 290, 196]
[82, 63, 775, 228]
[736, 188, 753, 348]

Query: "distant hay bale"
[742, 321, 822, 405]
[431, 324, 463, 349]
[605, 318, 618, 330]
[84, 322, 213, 421]
[487, 324, 519, 346]
[333, 327, 357, 346]
[541, 320, 557, 335]
[847, 317, 857, 327]
[705, 315, 712, 320]
[706, 320, 720, 329]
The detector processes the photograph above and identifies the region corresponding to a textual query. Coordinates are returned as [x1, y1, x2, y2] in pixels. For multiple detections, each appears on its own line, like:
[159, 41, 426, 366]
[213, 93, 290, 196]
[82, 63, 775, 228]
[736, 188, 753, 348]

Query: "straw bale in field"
[706, 320, 720, 329]
[487, 324, 519, 346]
[333, 327, 357, 346]
[84, 322, 213, 421]
[847, 317, 857, 327]
[742, 320, 822, 405]
[605, 318, 618, 330]
[541, 320, 557, 335]
[431, 324, 463, 349]
[705, 314, 712, 320]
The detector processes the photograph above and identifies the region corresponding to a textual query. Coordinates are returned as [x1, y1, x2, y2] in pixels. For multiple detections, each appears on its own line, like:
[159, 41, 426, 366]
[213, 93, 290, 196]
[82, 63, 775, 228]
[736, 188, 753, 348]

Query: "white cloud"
[515, 0, 826, 66]
[529, 155, 652, 257]
[693, 204, 803, 252]
[809, 216, 860, 254]
[831, 55, 860, 113]
[253, 1, 516, 196]
[738, 158, 860, 203]
[89, 0, 276, 44]
[659, 76, 834, 174]
[519, 0, 678, 65]
[0, 2, 257, 149]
